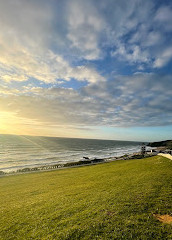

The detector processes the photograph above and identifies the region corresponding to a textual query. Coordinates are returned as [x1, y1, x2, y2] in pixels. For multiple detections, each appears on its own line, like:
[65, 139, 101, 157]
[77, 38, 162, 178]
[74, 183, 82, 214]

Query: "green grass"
[0, 156, 172, 239]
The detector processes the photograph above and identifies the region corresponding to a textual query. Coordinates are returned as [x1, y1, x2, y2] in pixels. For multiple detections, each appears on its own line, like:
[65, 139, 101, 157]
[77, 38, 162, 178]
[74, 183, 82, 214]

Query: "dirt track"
[158, 153, 172, 160]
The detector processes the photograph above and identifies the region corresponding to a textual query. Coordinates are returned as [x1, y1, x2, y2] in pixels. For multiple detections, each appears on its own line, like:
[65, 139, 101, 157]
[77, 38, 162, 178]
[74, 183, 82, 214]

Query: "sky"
[0, 0, 172, 142]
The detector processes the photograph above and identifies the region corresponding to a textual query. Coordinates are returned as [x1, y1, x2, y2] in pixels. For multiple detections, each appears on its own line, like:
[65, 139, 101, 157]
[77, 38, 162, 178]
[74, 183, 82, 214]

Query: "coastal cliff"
[147, 140, 172, 149]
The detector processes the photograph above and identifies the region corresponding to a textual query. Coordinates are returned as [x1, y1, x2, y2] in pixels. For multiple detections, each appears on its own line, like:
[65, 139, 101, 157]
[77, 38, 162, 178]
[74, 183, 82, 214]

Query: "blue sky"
[0, 0, 172, 141]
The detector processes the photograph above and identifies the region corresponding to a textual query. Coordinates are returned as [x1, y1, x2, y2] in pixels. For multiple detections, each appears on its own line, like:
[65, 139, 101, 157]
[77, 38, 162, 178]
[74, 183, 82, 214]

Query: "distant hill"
[147, 140, 172, 149]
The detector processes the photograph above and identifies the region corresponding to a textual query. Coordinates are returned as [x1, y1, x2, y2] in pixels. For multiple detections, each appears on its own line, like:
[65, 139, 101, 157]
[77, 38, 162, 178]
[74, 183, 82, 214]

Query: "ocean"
[0, 134, 142, 173]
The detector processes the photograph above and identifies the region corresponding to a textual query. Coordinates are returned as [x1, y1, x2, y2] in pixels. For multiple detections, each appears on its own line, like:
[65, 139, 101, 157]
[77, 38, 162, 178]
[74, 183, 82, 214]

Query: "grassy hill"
[0, 156, 172, 239]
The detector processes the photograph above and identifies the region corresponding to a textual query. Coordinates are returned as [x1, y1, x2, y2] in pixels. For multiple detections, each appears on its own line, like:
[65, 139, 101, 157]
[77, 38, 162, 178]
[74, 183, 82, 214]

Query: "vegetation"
[0, 156, 171, 239]
[0, 171, 5, 175]
[148, 140, 172, 149]
[64, 158, 104, 167]
[14, 159, 104, 173]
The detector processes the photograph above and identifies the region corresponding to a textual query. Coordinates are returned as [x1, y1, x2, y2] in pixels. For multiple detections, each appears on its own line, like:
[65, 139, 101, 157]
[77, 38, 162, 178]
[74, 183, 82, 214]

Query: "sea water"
[0, 134, 142, 172]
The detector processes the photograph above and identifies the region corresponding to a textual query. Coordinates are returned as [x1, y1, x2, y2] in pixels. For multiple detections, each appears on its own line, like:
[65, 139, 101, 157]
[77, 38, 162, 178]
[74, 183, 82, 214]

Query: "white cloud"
[0, 0, 105, 84]
[66, 0, 105, 60]
[1, 73, 172, 129]
[1, 0, 172, 84]
[154, 6, 172, 31]
[112, 44, 149, 64]
[154, 47, 172, 68]
[105, 2, 172, 68]
[142, 31, 162, 47]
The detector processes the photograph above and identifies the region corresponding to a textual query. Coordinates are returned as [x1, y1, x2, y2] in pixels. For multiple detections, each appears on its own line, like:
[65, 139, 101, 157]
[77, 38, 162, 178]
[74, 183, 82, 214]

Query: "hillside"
[147, 140, 172, 149]
[0, 156, 172, 239]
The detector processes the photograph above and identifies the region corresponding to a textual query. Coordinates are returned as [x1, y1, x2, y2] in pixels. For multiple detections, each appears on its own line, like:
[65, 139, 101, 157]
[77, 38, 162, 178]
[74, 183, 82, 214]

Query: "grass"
[0, 156, 172, 239]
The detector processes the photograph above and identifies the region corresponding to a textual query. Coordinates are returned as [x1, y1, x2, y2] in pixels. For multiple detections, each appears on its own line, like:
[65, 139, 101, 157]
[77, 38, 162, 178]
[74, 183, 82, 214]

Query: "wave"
[0, 135, 142, 172]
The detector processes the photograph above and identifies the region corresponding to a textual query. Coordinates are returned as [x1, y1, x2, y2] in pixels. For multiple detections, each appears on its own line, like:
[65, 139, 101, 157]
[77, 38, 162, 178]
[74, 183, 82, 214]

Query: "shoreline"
[0, 152, 156, 177]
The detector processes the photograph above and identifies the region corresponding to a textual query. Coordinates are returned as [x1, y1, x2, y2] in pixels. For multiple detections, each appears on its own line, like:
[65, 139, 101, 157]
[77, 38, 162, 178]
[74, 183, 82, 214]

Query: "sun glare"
[0, 112, 14, 134]
[0, 111, 26, 135]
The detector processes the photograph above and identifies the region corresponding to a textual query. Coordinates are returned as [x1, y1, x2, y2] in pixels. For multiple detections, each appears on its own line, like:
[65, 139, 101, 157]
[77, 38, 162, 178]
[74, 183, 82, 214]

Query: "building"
[141, 143, 146, 155]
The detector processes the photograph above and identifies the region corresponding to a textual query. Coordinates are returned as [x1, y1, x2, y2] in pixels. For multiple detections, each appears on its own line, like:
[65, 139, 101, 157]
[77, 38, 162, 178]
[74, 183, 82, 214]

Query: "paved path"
[158, 153, 172, 160]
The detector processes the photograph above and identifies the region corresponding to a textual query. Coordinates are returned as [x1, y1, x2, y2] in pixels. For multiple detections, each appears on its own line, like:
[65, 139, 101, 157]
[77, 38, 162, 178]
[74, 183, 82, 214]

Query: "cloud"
[154, 5, 172, 31]
[1, 0, 172, 88]
[0, 0, 104, 84]
[106, 1, 172, 68]
[153, 47, 172, 68]
[1, 73, 172, 131]
[0, 0, 172, 138]
[111, 44, 150, 64]
[0, 45, 104, 84]
[66, 0, 105, 60]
